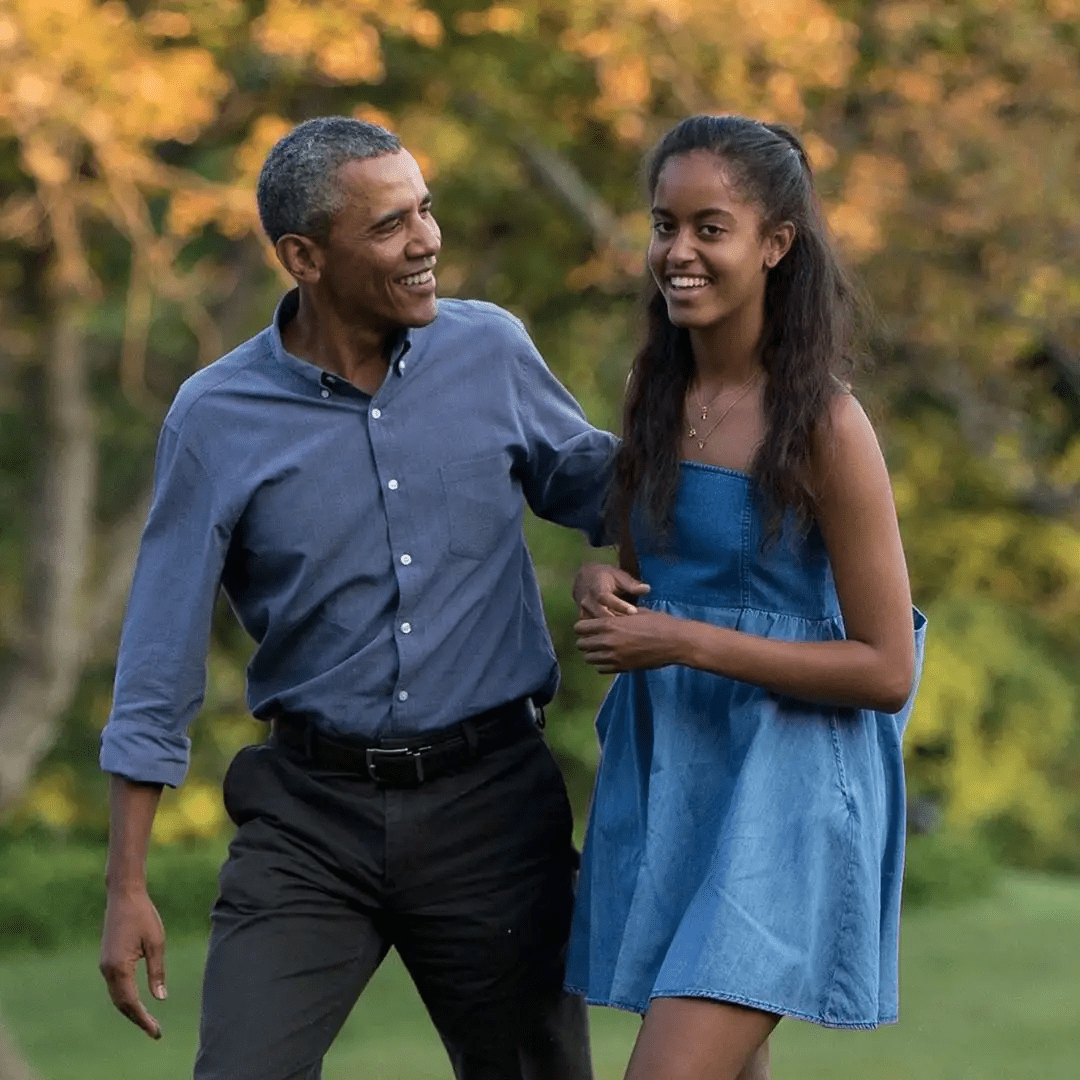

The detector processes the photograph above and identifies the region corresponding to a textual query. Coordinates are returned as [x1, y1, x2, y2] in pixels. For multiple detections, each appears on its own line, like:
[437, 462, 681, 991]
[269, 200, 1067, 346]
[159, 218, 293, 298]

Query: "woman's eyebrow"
[650, 205, 737, 221]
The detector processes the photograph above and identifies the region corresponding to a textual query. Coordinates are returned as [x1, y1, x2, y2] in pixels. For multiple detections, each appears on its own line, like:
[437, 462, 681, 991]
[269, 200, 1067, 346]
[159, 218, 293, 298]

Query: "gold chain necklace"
[686, 371, 762, 450]
[691, 368, 760, 421]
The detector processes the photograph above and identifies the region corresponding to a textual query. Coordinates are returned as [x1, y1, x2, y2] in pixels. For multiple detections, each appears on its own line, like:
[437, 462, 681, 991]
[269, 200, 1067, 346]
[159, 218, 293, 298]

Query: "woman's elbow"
[874, 655, 915, 714]
[874, 687, 911, 715]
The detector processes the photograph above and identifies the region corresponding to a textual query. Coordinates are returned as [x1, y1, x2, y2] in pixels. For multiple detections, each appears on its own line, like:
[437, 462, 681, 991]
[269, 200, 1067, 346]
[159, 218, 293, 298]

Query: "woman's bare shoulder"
[812, 388, 885, 482]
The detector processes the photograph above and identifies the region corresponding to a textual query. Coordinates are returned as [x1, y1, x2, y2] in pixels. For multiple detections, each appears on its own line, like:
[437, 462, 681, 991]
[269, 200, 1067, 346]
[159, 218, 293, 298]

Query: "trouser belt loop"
[461, 718, 480, 758]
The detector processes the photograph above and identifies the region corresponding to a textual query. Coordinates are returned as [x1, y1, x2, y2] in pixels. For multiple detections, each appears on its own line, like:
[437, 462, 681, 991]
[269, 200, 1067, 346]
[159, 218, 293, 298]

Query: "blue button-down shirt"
[100, 291, 616, 786]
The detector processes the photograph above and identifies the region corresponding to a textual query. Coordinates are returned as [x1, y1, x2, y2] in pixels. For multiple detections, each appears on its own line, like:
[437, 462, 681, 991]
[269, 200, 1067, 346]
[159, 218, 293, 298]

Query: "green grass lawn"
[2, 873, 1077, 1079]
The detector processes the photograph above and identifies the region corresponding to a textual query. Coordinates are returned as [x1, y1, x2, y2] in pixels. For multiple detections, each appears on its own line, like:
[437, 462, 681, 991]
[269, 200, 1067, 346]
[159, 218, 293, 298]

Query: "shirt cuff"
[99, 718, 192, 788]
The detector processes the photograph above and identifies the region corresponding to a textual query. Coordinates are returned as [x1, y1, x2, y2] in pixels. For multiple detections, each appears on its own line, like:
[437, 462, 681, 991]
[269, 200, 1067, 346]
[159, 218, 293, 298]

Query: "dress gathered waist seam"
[643, 594, 842, 623]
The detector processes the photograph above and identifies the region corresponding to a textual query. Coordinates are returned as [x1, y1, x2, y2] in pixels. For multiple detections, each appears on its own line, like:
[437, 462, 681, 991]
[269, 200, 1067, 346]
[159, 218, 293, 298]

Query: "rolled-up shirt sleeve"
[508, 320, 617, 545]
[100, 421, 232, 787]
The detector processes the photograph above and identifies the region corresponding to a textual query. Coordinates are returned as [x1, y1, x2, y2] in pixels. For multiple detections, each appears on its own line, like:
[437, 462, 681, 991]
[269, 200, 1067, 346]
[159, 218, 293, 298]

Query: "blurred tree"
[838, 0, 1080, 862]
[0, 2, 236, 1064]
[0, 0, 248, 814]
[0, 0, 1077, 864]
[0, 3, 1077, 1068]
[0, 1021, 36, 1080]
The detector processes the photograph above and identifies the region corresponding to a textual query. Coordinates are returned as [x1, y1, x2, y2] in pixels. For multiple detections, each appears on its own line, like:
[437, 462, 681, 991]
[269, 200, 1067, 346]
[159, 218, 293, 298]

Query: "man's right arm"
[99, 417, 234, 1036]
[100, 777, 166, 1039]
[100, 423, 233, 787]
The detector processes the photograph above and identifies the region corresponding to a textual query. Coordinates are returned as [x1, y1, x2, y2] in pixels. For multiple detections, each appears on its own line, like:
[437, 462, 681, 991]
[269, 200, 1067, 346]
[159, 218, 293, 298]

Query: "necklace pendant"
[688, 426, 697, 438]
[697, 440, 705, 449]
[700, 408, 708, 420]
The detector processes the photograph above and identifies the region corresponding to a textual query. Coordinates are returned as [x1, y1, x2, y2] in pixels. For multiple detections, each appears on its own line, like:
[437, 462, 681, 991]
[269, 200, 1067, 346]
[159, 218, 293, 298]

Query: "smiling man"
[97, 117, 615, 1080]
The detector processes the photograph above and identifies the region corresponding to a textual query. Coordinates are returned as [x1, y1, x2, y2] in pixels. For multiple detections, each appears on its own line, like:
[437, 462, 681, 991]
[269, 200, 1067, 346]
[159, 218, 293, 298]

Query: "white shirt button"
[398, 690, 409, 702]
[371, 407, 382, 419]
[400, 553, 412, 566]
[320, 389, 330, 398]
[401, 622, 412, 634]
[388, 479, 399, 491]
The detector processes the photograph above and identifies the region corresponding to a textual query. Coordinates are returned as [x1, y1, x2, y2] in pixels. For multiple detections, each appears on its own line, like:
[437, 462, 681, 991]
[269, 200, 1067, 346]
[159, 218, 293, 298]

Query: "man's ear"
[275, 233, 323, 284]
[764, 221, 796, 269]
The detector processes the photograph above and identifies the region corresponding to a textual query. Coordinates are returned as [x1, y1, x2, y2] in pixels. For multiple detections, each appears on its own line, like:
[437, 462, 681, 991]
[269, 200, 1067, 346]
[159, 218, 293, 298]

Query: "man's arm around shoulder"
[498, 314, 618, 544]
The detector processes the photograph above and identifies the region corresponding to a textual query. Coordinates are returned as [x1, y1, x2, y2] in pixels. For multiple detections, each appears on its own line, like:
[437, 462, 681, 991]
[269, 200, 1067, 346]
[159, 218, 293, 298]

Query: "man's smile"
[396, 259, 437, 290]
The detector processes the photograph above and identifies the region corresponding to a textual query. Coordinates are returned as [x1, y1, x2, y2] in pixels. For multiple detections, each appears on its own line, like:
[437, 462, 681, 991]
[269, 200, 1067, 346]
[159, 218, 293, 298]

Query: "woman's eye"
[651, 221, 674, 235]
[701, 225, 725, 237]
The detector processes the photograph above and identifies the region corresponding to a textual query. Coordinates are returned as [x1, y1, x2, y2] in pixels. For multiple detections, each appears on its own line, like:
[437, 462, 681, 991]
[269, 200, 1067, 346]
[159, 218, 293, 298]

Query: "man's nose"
[409, 212, 441, 257]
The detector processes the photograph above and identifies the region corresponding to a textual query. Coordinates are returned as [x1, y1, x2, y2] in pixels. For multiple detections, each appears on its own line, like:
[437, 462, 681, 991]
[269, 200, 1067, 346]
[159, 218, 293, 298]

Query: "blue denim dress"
[565, 462, 927, 1028]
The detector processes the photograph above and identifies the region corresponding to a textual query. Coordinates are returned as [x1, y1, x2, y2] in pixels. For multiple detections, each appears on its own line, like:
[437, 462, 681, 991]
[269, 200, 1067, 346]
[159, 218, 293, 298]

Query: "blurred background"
[1, 0, 1079, 1077]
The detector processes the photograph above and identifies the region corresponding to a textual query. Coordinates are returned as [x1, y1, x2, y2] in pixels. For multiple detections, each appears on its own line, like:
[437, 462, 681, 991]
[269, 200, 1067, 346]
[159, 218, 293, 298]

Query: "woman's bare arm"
[575, 395, 916, 713]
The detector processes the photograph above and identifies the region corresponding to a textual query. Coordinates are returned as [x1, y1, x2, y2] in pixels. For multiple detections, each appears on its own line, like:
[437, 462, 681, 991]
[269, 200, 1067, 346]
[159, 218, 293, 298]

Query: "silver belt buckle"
[365, 745, 427, 785]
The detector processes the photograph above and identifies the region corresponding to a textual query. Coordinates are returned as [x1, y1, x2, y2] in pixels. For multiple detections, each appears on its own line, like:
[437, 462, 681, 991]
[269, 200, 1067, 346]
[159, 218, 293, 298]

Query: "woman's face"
[647, 150, 790, 332]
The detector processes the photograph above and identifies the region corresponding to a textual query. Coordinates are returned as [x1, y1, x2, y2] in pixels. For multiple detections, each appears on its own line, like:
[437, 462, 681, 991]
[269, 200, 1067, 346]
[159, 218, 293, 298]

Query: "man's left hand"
[574, 610, 687, 673]
[573, 563, 650, 617]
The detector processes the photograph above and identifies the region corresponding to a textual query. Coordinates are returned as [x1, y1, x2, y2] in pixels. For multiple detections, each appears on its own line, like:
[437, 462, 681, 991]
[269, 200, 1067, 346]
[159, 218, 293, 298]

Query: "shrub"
[903, 830, 999, 909]
[0, 840, 225, 957]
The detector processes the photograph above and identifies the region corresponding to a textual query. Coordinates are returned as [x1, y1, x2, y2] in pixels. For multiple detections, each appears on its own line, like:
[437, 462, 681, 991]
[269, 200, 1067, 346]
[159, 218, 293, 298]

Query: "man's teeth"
[669, 276, 711, 289]
[399, 269, 434, 286]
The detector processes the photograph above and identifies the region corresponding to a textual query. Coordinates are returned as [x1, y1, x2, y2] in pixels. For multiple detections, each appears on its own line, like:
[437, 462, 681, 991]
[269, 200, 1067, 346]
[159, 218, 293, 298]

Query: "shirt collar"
[269, 289, 414, 391]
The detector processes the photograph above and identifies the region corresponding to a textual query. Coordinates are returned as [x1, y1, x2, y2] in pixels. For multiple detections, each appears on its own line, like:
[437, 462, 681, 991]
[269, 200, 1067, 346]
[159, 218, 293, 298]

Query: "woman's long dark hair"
[609, 115, 862, 543]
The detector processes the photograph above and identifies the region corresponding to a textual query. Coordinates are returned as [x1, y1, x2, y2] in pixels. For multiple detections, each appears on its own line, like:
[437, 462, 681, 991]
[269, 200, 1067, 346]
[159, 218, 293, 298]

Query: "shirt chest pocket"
[440, 453, 517, 560]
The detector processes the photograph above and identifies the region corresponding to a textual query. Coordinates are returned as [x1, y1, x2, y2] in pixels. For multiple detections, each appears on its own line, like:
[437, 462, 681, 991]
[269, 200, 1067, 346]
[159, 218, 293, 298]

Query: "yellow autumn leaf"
[316, 27, 384, 84]
[167, 188, 226, 238]
[23, 770, 78, 829]
[141, 10, 192, 39]
[234, 115, 295, 180]
[20, 136, 70, 185]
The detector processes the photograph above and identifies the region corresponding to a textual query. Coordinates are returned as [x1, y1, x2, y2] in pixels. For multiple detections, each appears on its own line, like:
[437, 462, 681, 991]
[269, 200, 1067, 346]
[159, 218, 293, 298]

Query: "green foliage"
[900, 830, 998, 909]
[4, 873, 1080, 1078]
[2, 0, 1079, 876]
[909, 597, 1076, 839]
[0, 822, 995, 965]
[0, 839, 225, 957]
[889, 410, 1080, 862]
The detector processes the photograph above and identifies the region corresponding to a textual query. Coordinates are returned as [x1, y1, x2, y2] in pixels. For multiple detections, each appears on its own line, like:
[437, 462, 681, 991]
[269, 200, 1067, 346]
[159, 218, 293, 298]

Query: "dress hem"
[565, 983, 897, 1031]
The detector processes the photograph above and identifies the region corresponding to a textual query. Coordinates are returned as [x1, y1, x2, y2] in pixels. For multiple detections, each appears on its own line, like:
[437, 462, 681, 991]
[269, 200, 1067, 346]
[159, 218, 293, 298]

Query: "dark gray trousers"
[194, 725, 592, 1080]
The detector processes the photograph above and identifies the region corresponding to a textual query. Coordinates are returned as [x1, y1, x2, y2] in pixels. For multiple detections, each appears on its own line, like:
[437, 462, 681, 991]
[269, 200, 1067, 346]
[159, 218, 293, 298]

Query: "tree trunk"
[0, 1013, 37, 1080]
[0, 296, 96, 812]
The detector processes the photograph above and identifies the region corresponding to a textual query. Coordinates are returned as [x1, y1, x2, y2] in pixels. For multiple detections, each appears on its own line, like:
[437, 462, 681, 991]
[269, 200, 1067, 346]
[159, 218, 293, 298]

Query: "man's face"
[318, 150, 442, 331]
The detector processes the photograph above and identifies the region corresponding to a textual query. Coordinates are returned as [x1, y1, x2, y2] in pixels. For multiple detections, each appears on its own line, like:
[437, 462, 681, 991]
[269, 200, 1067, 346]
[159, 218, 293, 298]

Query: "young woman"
[567, 115, 926, 1080]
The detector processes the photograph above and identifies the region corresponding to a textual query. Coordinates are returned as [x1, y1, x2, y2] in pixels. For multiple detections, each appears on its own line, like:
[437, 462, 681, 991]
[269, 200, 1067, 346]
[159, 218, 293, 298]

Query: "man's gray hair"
[256, 116, 402, 245]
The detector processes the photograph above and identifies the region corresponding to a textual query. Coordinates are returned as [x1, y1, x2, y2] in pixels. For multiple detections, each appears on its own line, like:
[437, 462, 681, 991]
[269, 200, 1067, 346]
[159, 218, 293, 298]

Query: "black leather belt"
[270, 697, 540, 787]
